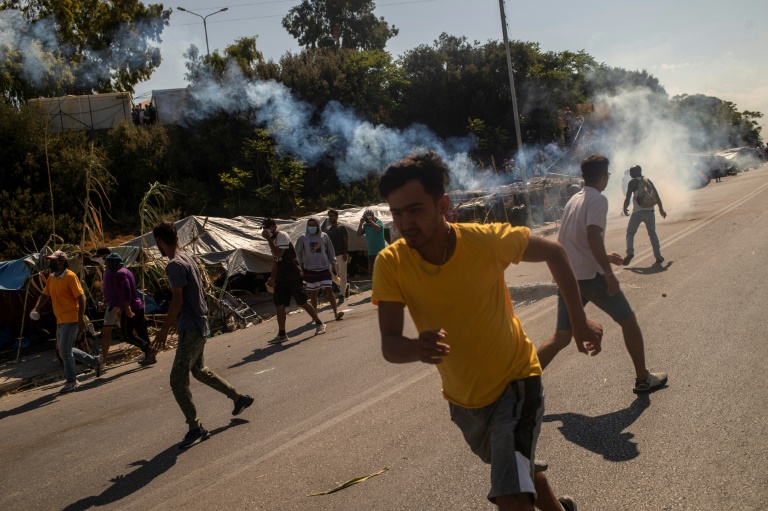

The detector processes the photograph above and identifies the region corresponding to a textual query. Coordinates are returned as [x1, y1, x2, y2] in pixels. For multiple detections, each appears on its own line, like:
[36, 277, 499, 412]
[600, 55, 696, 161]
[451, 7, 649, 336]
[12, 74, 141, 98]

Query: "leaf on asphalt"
[308, 467, 388, 496]
[254, 367, 274, 375]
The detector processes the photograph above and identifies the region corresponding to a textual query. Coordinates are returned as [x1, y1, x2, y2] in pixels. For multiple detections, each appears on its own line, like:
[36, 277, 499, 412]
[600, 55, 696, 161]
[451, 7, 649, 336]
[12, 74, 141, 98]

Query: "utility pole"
[498, 0, 527, 188]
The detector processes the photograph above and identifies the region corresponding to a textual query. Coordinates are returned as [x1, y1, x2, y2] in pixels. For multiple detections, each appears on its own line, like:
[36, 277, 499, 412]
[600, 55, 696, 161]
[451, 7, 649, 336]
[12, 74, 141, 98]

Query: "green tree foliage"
[282, 0, 398, 51]
[245, 129, 306, 216]
[103, 120, 170, 219]
[0, 0, 169, 102]
[0, 101, 111, 258]
[671, 94, 763, 150]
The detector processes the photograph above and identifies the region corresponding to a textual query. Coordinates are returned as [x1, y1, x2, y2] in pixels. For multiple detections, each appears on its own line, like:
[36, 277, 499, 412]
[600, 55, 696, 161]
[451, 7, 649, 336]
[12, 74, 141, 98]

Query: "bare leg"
[275, 305, 287, 331]
[325, 287, 339, 316]
[619, 314, 648, 380]
[300, 302, 321, 323]
[536, 330, 573, 370]
[534, 472, 565, 511]
[497, 493, 535, 511]
[100, 326, 113, 365]
[310, 290, 319, 313]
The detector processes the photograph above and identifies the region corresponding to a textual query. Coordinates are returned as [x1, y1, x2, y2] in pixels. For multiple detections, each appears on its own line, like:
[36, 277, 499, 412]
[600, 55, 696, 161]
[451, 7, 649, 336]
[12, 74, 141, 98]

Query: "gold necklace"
[419, 225, 452, 275]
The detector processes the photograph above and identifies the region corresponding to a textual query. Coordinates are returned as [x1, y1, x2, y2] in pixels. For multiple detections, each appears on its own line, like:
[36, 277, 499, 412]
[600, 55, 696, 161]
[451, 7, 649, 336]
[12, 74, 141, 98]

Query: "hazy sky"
[138, 0, 768, 133]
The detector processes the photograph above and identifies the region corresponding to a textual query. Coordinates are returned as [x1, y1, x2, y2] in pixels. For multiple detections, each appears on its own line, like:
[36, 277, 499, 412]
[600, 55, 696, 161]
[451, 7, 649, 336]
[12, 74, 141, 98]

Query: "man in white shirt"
[537, 155, 668, 394]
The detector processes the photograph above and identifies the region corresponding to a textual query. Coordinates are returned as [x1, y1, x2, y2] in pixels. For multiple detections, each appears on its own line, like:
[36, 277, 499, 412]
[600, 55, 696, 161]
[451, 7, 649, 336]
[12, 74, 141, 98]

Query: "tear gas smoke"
[0, 9, 162, 96]
[183, 57, 501, 190]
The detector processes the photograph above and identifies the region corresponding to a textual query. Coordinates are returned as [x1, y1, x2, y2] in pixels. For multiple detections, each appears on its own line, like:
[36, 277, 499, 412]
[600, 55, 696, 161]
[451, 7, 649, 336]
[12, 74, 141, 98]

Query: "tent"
[28, 93, 133, 133]
[151, 88, 188, 125]
[119, 205, 394, 279]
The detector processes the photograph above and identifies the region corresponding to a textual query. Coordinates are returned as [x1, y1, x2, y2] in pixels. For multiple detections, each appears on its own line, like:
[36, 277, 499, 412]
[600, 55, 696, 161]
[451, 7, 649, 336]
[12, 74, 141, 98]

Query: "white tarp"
[151, 88, 188, 125]
[28, 93, 133, 133]
[120, 205, 394, 278]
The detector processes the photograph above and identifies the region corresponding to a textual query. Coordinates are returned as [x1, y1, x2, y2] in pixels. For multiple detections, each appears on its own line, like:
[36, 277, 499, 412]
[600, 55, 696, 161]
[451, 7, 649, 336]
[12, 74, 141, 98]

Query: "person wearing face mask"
[262, 219, 326, 344]
[296, 216, 343, 322]
[31, 250, 103, 392]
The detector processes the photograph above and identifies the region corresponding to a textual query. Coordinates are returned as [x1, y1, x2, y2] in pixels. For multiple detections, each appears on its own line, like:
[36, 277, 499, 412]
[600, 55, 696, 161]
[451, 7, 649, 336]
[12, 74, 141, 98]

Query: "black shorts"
[274, 280, 308, 308]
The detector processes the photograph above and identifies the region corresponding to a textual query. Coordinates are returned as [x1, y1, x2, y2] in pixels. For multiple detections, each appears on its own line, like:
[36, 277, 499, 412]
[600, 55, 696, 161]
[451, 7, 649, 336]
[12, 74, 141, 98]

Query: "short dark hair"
[629, 165, 642, 178]
[95, 247, 111, 257]
[262, 218, 276, 229]
[581, 154, 610, 185]
[327, 209, 338, 216]
[152, 222, 178, 247]
[379, 151, 450, 200]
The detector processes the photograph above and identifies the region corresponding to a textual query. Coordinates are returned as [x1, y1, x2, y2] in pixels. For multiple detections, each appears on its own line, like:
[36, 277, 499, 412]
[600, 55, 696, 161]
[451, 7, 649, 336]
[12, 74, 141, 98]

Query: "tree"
[0, 0, 170, 102]
[282, 0, 398, 51]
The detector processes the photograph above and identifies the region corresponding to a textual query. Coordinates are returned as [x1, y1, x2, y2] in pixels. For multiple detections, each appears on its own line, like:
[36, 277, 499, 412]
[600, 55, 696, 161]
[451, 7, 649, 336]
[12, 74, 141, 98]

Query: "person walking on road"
[261, 218, 326, 344]
[152, 222, 254, 449]
[31, 250, 103, 392]
[297, 216, 344, 321]
[323, 209, 350, 303]
[537, 155, 668, 394]
[372, 151, 602, 511]
[357, 208, 386, 275]
[101, 252, 158, 368]
[622, 164, 666, 265]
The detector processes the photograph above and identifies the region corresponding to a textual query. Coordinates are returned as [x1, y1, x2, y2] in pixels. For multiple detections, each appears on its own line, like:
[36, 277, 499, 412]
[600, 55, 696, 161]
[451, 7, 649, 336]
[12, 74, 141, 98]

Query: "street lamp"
[176, 6, 229, 57]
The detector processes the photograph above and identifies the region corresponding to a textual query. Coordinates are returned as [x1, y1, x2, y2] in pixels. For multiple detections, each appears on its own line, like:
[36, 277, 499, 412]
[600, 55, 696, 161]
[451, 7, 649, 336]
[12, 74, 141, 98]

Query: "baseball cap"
[45, 250, 68, 261]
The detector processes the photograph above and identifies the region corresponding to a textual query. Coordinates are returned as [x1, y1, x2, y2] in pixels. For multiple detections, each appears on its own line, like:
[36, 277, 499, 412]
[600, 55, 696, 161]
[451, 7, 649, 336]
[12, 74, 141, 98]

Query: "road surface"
[1, 166, 767, 510]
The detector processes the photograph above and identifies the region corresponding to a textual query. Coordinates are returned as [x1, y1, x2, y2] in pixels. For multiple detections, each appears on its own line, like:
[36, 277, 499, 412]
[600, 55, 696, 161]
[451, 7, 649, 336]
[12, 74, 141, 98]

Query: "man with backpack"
[622, 165, 666, 265]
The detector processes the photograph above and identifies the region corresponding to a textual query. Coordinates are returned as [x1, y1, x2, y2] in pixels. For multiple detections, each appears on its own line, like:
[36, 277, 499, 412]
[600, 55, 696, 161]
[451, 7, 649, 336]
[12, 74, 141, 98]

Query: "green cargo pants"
[170, 329, 239, 430]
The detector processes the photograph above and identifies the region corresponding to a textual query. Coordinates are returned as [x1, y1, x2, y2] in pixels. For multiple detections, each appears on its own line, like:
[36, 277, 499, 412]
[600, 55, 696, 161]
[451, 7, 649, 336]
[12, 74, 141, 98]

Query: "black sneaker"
[622, 253, 634, 266]
[94, 362, 104, 377]
[139, 348, 158, 366]
[179, 426, 211, 449]
[558, 496, 577, 511]
[232, 394, 254, 416]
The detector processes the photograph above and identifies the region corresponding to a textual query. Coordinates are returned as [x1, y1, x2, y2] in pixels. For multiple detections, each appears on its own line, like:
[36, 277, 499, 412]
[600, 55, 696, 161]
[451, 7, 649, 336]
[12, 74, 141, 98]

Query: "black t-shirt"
[273, 231, 303, 283]
[323, 224, 348, 256]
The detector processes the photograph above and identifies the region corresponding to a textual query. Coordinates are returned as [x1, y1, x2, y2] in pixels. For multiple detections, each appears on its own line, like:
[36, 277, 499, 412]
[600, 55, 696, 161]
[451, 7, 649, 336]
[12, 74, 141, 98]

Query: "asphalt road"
[2, 166, 767, 511]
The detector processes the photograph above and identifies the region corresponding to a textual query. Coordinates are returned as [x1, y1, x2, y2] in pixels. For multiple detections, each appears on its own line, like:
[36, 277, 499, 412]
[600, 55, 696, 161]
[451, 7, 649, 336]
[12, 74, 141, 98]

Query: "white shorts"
[103, 306, 121, 327]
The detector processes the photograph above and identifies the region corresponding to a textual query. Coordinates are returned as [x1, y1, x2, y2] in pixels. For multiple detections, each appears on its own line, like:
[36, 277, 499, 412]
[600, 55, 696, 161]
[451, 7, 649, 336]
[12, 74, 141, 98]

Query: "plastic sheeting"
[119, 205, 394, 279]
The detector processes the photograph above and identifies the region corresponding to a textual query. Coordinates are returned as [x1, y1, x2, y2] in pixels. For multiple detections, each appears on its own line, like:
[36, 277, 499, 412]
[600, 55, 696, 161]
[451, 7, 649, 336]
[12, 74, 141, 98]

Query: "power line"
[169, 0, 439, 26]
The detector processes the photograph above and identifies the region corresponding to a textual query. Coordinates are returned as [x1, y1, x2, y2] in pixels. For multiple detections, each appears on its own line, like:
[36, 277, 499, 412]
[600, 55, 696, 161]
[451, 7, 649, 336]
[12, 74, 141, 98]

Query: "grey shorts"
[103, 306, 121, 327]
[449, 376, 544, 503]
[556, 273, 634, 331]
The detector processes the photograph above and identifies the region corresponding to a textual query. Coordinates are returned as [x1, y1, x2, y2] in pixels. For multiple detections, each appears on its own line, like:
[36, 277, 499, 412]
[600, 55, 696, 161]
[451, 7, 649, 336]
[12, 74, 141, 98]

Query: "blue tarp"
[0, 259, 31, 291]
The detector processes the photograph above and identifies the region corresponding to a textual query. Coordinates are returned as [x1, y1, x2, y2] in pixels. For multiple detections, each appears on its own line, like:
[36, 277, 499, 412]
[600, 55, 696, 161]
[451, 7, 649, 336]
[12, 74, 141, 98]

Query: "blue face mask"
[308, 226, 318, 234]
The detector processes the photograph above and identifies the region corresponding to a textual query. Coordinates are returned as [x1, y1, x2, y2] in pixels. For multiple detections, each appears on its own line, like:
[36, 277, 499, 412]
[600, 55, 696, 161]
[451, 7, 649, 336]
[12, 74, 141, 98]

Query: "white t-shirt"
[558, 186, 608, 280]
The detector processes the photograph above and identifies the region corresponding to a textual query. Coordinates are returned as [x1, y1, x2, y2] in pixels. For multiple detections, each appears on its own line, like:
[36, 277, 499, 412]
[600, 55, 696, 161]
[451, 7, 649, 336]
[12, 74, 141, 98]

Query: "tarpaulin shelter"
[151, 88, 188, 125]
[119, 205, 394, 281]
[28, 93, 133, 133]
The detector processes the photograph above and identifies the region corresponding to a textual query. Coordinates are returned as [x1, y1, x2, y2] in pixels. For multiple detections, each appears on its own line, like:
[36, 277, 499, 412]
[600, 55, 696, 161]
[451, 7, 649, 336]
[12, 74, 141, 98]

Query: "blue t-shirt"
[362, 219, 387, 256]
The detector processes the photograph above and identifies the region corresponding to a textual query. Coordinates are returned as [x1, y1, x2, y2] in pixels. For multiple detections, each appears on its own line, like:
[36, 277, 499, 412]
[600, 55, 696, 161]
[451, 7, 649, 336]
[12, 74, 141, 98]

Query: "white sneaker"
[315, 323, 326, 335]
[633, 370, 668, 393]
[60, 381, 81, 393]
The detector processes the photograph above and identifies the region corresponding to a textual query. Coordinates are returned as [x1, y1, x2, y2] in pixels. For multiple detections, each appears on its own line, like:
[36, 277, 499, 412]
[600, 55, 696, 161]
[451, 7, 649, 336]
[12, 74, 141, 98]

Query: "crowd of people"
[131, 103, 157, 126]
[27, 148, 687, 504]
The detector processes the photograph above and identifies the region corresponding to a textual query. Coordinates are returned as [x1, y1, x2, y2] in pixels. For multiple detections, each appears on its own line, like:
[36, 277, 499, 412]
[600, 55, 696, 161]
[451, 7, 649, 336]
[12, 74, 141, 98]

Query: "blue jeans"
[57, 323, 100, 383]
[626, 210, 661, 259]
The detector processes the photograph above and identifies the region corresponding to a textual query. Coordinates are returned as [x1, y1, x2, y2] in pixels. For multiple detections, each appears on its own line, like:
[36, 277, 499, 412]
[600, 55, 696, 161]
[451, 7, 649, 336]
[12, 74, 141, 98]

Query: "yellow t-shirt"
[43, 270, 85, 324]
[372, 223, 542, 408]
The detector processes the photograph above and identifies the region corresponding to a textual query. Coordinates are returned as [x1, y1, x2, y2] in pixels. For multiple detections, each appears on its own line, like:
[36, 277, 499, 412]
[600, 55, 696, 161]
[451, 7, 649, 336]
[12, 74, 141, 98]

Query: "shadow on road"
[543, 394, 651, 462]
[0, 391, 59, 420]
[229, 324, 319, 368]
[61, 418, 249, 511]
[626, 261, 673, 275]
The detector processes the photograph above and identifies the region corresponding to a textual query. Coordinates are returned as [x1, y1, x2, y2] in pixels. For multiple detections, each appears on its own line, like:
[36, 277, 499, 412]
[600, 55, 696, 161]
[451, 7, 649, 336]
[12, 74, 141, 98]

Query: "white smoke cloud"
[183, 58, 504, 190]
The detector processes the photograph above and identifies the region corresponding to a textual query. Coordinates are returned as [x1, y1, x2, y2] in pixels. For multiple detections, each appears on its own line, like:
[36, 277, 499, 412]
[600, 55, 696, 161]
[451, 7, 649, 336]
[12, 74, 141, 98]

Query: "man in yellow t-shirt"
[31, 250, 102, 393]
[372, 152, 603, 511]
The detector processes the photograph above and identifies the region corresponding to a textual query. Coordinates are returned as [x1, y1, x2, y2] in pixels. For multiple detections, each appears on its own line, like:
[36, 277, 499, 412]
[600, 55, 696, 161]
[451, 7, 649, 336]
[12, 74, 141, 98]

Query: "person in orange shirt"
[372, 152, 603, 511]
[31, 251, 103, 392]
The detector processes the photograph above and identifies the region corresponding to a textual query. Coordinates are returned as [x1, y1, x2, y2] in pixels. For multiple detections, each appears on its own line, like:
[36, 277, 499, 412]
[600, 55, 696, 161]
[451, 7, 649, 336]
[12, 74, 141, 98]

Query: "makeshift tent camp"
[119, 205, 394, 281]
[28, 93, 133, 133]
